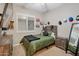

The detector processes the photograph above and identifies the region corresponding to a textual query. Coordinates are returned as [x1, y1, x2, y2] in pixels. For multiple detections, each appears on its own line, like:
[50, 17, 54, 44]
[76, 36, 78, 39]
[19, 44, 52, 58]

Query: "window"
[18, 18, 27, 32]
[18, 16, 35, 32]
[28, 17, 34, 31]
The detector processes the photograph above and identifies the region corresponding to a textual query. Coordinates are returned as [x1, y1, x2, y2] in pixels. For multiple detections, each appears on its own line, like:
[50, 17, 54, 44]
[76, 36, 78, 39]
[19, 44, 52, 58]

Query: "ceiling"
[14, 3, 63, 13]
[0, 3, 63, 13]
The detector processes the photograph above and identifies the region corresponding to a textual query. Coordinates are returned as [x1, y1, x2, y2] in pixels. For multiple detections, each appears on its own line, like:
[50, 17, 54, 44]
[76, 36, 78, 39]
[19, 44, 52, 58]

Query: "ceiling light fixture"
[40, 3, 49, 13]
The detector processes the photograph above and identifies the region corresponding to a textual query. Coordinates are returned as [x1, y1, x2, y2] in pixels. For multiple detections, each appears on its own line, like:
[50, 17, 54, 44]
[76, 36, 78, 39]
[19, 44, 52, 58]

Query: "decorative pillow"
[48, 32, 52, 36]
[51, 32, 55, 39]
[43, 31, 49, 36]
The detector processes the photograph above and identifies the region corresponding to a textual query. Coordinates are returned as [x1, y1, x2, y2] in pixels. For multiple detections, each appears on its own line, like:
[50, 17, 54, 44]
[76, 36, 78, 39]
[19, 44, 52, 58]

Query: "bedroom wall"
[0, 4, 6, 25]
[43, 3, 79, 38]
[0, 4, 4, 13]
[2, 3, 79, 46]
[6, 5, 44, 46]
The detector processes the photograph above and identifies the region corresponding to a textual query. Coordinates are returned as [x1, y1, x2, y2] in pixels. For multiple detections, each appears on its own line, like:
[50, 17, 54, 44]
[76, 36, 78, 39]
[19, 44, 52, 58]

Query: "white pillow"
[51, 32, 55, 39]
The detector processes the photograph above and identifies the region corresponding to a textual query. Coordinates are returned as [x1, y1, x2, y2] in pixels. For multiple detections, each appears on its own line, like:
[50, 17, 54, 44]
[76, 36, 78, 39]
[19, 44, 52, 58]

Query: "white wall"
[2, 3, 79, 45]
[7, 5, 44, 45]
[0, 4, 4, 14]
[44, 3, 79, 38]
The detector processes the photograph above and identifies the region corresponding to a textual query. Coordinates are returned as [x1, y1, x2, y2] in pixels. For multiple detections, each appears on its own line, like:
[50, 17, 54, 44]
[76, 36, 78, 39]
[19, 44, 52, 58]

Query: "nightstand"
[0, 35, 13, 56]
[55, 37, 67, 50]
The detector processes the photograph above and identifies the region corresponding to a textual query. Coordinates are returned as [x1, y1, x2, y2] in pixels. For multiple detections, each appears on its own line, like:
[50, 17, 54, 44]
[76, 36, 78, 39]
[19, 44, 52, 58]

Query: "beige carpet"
[13, 44, 72, 56]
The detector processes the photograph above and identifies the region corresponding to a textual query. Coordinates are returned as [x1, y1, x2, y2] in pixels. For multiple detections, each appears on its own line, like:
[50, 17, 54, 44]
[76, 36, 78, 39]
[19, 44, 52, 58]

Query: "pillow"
[51, 32, 55, 39]
[43, 31, 49, 36]
[48, 32, 52, 36]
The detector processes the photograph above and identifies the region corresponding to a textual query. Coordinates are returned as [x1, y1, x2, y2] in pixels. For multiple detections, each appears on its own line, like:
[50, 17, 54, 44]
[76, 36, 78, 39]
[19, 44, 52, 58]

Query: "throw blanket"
[24, 35, 40, 42]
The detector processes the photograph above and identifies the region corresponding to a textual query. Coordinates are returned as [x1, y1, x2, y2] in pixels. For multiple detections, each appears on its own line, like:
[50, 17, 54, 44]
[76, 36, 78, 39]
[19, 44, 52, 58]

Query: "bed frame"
[44, 25, 57, 39]
[34, 25, 57, 55]
[20, 25, 57, 56]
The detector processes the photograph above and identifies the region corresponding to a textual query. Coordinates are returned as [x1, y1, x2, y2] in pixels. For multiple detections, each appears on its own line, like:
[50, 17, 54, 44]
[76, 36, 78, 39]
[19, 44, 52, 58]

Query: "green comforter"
[20, 34, 55, 56]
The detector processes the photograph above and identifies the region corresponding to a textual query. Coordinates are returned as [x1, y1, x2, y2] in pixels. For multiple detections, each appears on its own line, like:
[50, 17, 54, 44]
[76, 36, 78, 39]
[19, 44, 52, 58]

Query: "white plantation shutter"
[28, 17, 34, 30]
[18, 16, 35, 32]
[18, 18, 27, 31]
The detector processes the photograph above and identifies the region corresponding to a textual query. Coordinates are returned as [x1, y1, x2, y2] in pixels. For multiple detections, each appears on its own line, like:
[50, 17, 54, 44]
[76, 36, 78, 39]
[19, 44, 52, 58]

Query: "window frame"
[27, 16, 35, 32]
[17, 15, 35, 33]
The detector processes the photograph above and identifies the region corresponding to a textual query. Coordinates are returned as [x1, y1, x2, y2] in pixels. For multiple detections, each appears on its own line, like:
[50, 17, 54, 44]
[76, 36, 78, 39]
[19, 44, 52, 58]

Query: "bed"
[20, 25, 57, 56]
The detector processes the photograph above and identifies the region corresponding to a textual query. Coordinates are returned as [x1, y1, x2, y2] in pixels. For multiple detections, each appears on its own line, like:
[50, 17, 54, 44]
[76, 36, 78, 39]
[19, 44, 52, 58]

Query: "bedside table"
[0, 35, 13, 56]
[55, 37, 68, 50]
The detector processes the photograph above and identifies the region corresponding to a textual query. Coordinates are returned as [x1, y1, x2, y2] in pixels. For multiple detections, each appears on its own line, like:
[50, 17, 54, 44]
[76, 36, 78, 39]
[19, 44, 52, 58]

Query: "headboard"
[44, 25, 57, 39]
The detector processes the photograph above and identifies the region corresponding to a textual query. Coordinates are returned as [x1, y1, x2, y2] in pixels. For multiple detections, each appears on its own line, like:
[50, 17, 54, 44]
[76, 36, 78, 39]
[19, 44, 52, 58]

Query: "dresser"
[0, 35, 13, 56]
[55, 37, 67, 50]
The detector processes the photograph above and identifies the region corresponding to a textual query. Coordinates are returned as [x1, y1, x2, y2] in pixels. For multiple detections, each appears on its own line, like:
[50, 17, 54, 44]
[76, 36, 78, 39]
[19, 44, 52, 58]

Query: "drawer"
[0, 44, 12, 56]
[0, 46, 4, 56]
[55, 38, 66, 50]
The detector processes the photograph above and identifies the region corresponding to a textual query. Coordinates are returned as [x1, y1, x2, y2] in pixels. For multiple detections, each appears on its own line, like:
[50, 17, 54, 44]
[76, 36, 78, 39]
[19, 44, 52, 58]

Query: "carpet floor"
[13, 44, 72, 56]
